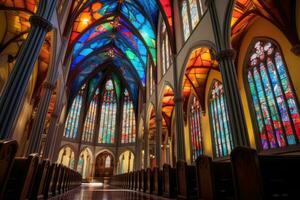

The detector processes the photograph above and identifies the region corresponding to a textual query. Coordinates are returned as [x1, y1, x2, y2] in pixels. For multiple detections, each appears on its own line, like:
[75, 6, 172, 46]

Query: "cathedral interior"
[1, 0, 300, 199]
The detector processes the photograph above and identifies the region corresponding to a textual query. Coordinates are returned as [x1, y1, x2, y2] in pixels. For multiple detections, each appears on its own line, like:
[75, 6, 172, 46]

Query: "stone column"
[43, 85, 64, 159]
[207, 0, 249, 146]
[144, 111, 150, 168]
[172, 54, 186, 161]
[0, 0, 57, 139]
[155, 114, 162, 169]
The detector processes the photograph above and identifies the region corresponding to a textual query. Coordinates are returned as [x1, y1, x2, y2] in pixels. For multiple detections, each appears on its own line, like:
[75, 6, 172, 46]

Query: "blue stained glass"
[209, 81, 233, 158]
[247, 40, 300, 150]
[64, 86, 85, 139]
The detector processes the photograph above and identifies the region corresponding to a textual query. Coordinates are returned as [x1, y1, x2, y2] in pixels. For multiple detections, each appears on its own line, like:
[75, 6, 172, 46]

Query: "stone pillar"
[155, 115, 162, 169]
[172, 54, 186, 161]
[26, 82, 56, 155]
[144, 113, 150, 168]
[0, 0, 57, 139]
[206, 0, 249, 146]
[43, 87, 64, 160]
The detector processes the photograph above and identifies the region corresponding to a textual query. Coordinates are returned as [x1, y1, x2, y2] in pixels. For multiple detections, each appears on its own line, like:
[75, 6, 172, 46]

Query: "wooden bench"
[27, 159, 50, 199]
[43, 163, 56, 198]
[162, 164, 177, 198]
[177, 161, 198, 199]
[196, 155, 234, 200]
[146, 168, 154, 194]
[231, 146, 300, 200]
[51, 164, 62, 196]
[140, 169, 147, 192]
[4, 154, 39, 200]
[0, 140, 18, 199]
[153, 167, 163, 195]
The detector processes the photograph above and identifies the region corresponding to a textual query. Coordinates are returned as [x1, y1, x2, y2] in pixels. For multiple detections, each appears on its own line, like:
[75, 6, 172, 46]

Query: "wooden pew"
[146, 168, 154, 194]
[137, 170, 142, 191]
[231, 146, 300, 200]
[162, 164, 177, 198]
[0, 140, 18, 199]
[177, 161, 198, 199]
[129, 172, 133, 190]
[51, 164, 62, 196]
[3, 154, 39, 200]
[43, 163, 56, 199]
[27, 159, 50, 199]
[196, 155, 234, 200]
[153, 167, 162, 195]
[140, 169, 147, 192]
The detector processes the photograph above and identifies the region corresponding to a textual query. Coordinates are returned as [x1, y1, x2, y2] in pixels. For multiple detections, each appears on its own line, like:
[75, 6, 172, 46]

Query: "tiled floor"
[51, 183, 171, 200]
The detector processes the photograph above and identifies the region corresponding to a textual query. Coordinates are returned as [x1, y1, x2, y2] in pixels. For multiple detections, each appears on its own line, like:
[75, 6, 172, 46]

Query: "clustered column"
[0, 0, 57, 139]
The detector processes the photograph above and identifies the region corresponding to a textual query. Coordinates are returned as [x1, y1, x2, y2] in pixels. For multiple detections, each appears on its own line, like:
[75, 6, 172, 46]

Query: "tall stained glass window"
[82, 88, 99, 142]
[64, 85, 85, 139]
[98, 79, 117, 144]
[209, 81, 233, 157]
[121, 89, 136, 143]
[247, 40, 300, 150]
[149, 64, 155, 96]
[181, 0, 206, 41]
[189, 96, 203, 161]
[161, 22, 172, 76]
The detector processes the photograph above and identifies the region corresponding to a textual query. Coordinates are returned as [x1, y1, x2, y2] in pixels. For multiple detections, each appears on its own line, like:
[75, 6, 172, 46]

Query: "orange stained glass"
[161, 85, 174, 119]
[0, 0, 38, 13]
[183, 47, 218, 99]
[149, 107, 156, 140]
[70, 2, 107, 44]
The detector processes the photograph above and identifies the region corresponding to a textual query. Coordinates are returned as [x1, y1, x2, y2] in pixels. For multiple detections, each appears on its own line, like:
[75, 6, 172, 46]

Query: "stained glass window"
[189, 96, 203, 161]
[247, 40, 300, 150]
[105, 156, 111, 168]
[98, 79, 117, 144]
[161, 22, 172, 76]
[181, 0, 206, 41]
[121, 89, 136, 144]
[82, 88, 99, 143]
[64, 85, 85, 139]
[149, 63, 155, 96]
[209, 81, 233, 158]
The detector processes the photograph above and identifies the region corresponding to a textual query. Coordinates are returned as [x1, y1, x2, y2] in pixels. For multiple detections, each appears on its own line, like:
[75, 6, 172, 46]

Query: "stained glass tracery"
[189, 96, 203, 161]
[121, 89, 136, 144]
[161, 22, 172, 76]
[82, 88, 99, 143]
[98, 79, 117, 144]
[64, 85, 85, 139]
[209, 81, 233, 158]
[247, 40, 300, 150]
[180, 0, 206, 41]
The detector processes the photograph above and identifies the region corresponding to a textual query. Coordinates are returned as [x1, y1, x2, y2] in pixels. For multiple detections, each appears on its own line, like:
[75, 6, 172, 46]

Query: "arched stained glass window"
[246, 40, 300, 150]
[161, 22, 172, 76]
[189, 96, 203, 161]
[121, 89, 136, 144]
[209, 81, 233, 158]
[98, 79, 117, 144]
[82, 88, 99, 143]
[181, 0, 206, 41]
[64, 85, 85, 139]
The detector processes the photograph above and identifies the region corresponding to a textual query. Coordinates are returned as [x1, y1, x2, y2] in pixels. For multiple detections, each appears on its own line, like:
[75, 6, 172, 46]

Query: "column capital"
[29, 15, 53, 32]
[291, 44, 300, 56]
[43, 81, 56, 91]
[216, 49, 236, 61]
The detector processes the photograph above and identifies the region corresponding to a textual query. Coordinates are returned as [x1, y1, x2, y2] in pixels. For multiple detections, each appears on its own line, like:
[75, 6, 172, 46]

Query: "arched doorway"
[94, 151, 114, 177]
[77, 148, 93, 180]
[57, 146, 75, 169]
[117, 150, 134, 174]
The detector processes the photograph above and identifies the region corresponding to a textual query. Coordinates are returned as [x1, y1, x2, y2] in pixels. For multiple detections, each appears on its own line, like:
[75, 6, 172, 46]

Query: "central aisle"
[51, 183, 171, 200]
